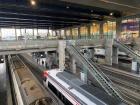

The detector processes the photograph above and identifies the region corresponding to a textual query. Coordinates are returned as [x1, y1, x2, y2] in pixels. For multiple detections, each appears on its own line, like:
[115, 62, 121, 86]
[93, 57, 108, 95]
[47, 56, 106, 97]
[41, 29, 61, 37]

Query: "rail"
[114, 39, 140, 63]
[66, 44, 125, 103]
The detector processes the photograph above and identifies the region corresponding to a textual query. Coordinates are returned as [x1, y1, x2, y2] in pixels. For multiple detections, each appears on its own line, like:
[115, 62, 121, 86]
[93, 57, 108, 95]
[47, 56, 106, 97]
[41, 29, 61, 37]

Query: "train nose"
[43, 71, 49, 77]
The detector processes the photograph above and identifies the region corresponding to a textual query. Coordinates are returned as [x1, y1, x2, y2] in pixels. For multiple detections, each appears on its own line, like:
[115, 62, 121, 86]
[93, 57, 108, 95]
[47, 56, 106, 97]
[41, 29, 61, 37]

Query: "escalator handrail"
[114, 39, 140, 58]
[67, 45, 124, 101]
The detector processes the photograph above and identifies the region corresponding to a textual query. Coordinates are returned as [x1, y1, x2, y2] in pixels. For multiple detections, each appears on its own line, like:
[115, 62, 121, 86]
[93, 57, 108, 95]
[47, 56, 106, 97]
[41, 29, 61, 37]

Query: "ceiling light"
[110, 12, 113, 16]
[30, 0, 36, 6]
[66, 6, 70, 9]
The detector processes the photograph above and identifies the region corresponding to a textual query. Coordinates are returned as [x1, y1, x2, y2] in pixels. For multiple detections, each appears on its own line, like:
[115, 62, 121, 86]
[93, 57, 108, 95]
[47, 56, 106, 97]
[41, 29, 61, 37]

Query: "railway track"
[101, 65, 140, 83]
[98, 65, 140, 105]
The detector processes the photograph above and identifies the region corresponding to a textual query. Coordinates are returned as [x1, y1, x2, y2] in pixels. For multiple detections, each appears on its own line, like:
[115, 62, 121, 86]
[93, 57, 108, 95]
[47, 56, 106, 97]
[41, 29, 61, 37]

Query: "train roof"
[48, 69, 126, 105]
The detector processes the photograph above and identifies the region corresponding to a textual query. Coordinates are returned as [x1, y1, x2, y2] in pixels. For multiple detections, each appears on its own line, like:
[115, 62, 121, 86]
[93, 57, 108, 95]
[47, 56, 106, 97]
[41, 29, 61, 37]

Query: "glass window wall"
[103, 21, 116, 38]
[1, 28, 16, 40]
[66, 29, 71, 39]
[72, 28, 78, 39]
[90, 23, 100, 38]
[80, 26, 88, 39]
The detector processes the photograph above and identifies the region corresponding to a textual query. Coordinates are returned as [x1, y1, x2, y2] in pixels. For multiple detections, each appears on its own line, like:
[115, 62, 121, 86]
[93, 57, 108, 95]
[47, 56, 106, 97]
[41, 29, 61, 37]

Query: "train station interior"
[0, 0, 140, 105]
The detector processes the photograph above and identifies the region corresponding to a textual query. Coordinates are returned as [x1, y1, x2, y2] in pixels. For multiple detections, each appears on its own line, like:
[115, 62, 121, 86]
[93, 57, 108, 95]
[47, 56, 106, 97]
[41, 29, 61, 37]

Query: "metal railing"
[66, 44, 125, 102]
[114, 39, 140, 63]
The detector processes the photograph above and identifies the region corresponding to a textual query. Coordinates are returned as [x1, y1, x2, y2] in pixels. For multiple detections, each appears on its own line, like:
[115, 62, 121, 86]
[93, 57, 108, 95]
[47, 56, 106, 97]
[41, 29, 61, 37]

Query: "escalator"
[66, 45, 125, 103]
[114, 39, 140, 63]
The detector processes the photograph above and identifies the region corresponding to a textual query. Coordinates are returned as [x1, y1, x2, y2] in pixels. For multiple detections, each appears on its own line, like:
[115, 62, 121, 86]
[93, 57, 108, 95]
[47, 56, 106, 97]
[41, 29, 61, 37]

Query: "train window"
[48, 82, 57, 95]
[48, 82, 73, 105]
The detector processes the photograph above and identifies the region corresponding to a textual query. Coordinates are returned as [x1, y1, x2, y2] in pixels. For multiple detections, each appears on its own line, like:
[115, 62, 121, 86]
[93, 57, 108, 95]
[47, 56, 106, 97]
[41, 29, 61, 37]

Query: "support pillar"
[70, 28, 73, 39]
[58, 40, 66, 71]
[112, 47, 118, 64]
[20, 28, 22, 36]
[71, 57, 76, 74]
[87, 25, 91, 38]
[24, 28, 27, 44]
[52, 52, 58, 66]
[15, 28, 17, 40]
[80, 66, 87, 83]
[64, 29, 67, 39]
[33, 29, 34, 39]
[37, 28, 39, 35]
[78, 27, 81, 39]
[116, 19, 121, 39]
[99, 22, 103, 38]
[132, 59, 137, 72]
[105, 39, 113, 65]
[90, 48, 95, 59]
[59, 30, 61, 39]
[132, 59, 140, 74]
[0, 28, 2, 40]
[139, 18, 140, 38]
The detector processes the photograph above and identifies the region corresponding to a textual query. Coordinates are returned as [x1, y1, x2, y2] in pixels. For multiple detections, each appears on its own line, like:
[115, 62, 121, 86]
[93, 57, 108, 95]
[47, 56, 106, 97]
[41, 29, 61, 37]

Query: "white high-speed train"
[43, 69, 126, 105]
[94, 48, 127, 56]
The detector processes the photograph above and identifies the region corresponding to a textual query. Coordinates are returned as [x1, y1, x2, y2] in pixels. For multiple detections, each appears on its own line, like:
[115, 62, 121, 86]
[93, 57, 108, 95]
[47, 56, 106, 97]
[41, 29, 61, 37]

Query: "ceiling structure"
[0, 0, 123, 29]
[61, 0, 140, 16]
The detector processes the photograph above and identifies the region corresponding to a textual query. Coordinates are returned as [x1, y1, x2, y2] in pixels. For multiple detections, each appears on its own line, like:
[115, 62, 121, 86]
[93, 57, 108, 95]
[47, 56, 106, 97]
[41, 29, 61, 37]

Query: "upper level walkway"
[0, 39, 104, 55]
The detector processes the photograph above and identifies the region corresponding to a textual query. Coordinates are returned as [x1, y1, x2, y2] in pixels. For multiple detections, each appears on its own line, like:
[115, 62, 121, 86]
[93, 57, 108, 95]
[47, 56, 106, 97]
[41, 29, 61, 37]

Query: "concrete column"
[78, 27, 81, 39]
[112, 47, 118, 64]
[137, 63, 140, 74]
[139, 20, 140, 37]
[25, 28, 26, 34]
[24, 28, 27, 44]
[33, 29, 34, 39]
[64, 29, 67, 39]
[105, 39, 113, 65]
[87, 25, 91, 38]
[58, 40, 66, 71]
[100, 22, 104, 38]
[37, 28, 39, 35]
[70, 28, 73, 39]
[0, 28, 2, 40]
[116, 19, 121, 39]
[20, 28, 22, 36]
[80, 66, 87, 83]
[59, 30, 61, 38]
[52, 52, 58, 65]
[132, 59, 137, 72]
[90, 48, 94, 59]
[15, 28, 17, 40]
[131, 59, 140, 74]
[71, 57, 76, 73]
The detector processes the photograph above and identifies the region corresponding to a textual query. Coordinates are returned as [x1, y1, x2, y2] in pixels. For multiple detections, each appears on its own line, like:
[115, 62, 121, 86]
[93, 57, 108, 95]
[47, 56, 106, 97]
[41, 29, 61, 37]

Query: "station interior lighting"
[66, 6, 70, 9]
[91, 10, 94, 13]
[30, 0, 36, 6]
[110, 12, 113, 16]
